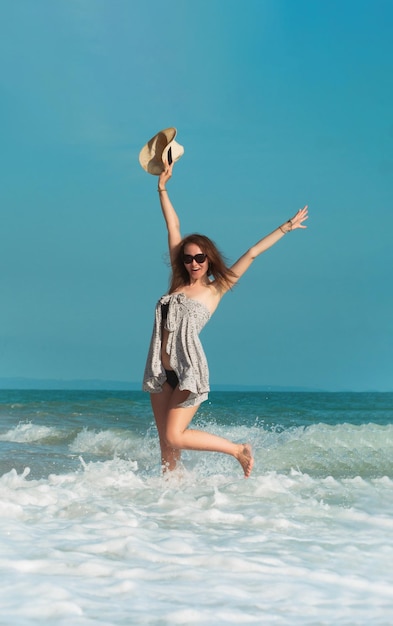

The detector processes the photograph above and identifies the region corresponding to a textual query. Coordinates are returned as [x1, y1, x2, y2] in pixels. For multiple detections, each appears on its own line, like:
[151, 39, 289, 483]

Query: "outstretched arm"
[225, 205, 309, 291]
[157, 163, 182, 265]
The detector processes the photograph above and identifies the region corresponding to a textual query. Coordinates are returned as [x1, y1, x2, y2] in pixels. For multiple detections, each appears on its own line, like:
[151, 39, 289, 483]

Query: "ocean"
[0, 389, 392, 625]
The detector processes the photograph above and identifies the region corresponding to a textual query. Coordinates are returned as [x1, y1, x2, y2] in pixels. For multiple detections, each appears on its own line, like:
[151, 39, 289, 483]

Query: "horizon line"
[0, 378, 390, 393]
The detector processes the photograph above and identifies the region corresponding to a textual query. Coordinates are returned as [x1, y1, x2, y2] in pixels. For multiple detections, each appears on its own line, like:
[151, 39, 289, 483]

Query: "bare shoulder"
[177, 282, 222, 315]
[205, 282, 225, 313]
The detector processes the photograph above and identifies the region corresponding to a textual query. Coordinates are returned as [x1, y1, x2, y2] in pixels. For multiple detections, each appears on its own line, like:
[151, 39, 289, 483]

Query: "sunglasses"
[183, 253, 207, 264]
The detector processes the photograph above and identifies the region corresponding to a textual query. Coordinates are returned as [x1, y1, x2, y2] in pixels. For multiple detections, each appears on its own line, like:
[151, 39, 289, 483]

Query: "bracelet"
[279, 220, 293, 234]
[157, 188, 167, 193]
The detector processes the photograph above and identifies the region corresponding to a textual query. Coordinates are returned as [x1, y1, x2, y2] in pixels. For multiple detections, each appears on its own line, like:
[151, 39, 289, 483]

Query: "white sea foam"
[69, 427, 137, 457]
[0, 421, 60, 443]
[0, 455, 392, 624]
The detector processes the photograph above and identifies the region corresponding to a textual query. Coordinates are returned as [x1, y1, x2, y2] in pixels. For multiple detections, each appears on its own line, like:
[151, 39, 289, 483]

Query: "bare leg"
[150, 384, 181, 471]
[164, 387, 254, 478]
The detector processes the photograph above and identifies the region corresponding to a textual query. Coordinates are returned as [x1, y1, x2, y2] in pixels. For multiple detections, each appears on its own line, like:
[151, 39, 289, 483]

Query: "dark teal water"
[0, 390, 392, 480]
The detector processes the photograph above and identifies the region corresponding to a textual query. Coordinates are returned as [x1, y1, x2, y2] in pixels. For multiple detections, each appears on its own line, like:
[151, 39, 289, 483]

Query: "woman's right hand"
[158, 162, 173, 190]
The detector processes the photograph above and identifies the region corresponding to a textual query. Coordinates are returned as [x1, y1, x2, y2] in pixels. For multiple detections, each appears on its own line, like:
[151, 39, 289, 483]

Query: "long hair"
[168, 234, 237, 294]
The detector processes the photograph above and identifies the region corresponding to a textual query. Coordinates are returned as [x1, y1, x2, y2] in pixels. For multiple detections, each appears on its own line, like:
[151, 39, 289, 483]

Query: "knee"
[165, 427, 182, 449]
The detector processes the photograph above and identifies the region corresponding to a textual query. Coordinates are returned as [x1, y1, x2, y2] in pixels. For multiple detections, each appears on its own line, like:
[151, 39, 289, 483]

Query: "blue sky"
[1, 0, 392, 391]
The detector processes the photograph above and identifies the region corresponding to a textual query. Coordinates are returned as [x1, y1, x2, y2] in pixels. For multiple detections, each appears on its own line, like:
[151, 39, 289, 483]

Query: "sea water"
[0, 390, 392, 625]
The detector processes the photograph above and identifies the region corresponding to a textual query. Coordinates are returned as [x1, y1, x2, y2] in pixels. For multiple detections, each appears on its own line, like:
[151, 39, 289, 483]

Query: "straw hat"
[139, 127, 184, 175]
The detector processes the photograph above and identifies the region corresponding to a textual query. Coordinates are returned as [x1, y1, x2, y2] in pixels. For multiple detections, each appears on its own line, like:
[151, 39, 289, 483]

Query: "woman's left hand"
[290, 205, 309, 230]
[158, 161, 174, 189]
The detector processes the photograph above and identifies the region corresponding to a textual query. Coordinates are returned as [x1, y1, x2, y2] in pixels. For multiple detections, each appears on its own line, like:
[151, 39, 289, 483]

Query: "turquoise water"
[0, 390, 392, 624]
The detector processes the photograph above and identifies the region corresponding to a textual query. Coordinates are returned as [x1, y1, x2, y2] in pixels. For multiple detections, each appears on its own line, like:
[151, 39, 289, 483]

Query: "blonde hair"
[169, 234, 237, 293]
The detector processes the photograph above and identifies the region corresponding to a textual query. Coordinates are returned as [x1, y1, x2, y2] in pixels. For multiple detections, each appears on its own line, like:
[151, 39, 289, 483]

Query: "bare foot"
[236, 444, 254, 478]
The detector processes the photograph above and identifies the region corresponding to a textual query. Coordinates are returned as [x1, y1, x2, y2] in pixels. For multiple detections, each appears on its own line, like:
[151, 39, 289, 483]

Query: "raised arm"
[224, 205, 309, 291]
[157, 163, 182, 265]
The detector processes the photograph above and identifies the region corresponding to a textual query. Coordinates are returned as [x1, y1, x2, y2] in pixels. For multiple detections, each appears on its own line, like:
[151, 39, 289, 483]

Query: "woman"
[143, 163, 308, 477]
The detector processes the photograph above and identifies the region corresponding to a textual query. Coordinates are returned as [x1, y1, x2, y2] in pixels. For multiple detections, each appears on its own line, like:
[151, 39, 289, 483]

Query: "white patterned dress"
[143, 293, 211, 408]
